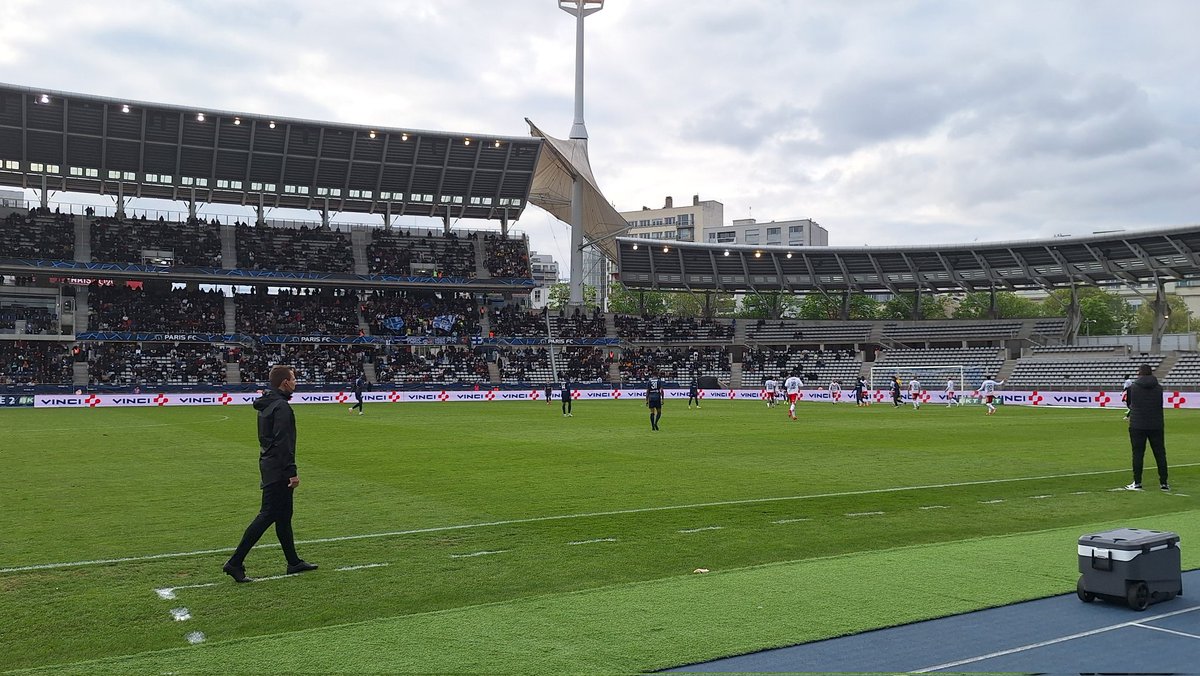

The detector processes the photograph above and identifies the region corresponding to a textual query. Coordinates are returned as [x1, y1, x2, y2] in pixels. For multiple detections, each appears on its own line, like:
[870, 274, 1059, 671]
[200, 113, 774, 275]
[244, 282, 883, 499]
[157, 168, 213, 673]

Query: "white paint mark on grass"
[155, 582, 218, 600]
[567, 538, 617, 545]
[678, 526, 724, 533]
[1170, 492, 1190, 497]
[184, 631, 206, 645]
[846, 511, 884, 517]
[335, 563, 390, 572]
[1071, 491, 1092, 495]
[772, 518, 811, 524]
[979, 499, 1005, 504]
[1030, 494, 1054, 499]
[170, 607, 191, 622]
[449, 550, 507, 559]
[12, 460, 1200, 574]
[919, 505, 949, 510]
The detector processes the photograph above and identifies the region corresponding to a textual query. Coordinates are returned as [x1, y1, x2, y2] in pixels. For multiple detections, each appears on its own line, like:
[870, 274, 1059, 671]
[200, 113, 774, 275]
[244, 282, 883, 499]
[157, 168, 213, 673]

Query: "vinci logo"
[1168, 392, 1188, 409]
[437, 391, 450, 402]
[611, 389, 622, 399]
[529, 390, 540, 401]
[873, 391, 886, 402]
[85, 394, 102, 408]
[1095, 391, 1112, 407]
[218, 393, 233, 405]
[388, 391, 402, 403]
[154, 394, 169, 406]
[1029, 391, 1044, 406]
[485, 391, 496, 401]
[334, 392, 349, 404]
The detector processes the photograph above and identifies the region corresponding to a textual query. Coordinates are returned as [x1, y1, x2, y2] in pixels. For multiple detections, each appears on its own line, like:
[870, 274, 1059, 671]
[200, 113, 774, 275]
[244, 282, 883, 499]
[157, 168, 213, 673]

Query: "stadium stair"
[487, 361, 501, 385]
[220, 223, 237, 269]
[995, 357, 1017, 383]
[223, 295, 236, 334]
[225, 362, 241, 384]
[349, 227, 369, 275]
[730, 361, 743, 388]
[72, 362, 88, 386]
[74, 216, 90, 262]
[1155, 351, 1182, 381]
[473, 237, 488, 278]
[75, 286, 89, 332]
[362, 362, 378, 385]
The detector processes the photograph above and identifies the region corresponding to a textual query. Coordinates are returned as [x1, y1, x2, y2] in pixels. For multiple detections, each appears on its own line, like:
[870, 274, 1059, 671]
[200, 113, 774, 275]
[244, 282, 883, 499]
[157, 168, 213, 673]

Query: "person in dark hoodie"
[1124, 363, 1169, 492]
[223, 365, 318, 582]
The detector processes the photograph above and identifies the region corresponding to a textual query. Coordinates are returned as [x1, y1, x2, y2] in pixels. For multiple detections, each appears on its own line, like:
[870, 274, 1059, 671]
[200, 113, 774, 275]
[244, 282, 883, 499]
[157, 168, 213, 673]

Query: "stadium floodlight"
[786, 252, 793, 258]
[269, 121, 276, 129]
[662, 245, 669, 253]
[121, 104, 130, 113]
[723, 250, 730, 256]
[233, 117, 241, 125]
[632, 243, 638, 250]
[754, 251, 762, 258]
[196, 113, 205, 122]
[464, 138, 471, 146]
[494, 140, 502, 148]
[39, 94, 49, 104]
[400, 132, 408, 141]
[369, 130, 376, 139]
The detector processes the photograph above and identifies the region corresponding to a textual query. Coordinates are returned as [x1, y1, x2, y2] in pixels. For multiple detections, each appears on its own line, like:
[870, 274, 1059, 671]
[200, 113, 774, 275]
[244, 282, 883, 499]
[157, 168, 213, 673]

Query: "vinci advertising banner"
[32, 389, 1198, 409]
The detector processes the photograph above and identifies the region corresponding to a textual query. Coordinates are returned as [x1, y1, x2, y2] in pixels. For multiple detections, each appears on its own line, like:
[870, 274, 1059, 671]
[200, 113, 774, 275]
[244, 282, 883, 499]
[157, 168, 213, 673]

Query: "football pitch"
[2, 399, 1198, 674]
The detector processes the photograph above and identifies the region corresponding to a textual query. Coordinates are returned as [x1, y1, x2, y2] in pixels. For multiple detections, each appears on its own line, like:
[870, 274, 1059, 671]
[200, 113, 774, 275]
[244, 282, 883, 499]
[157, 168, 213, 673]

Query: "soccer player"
[854, 376, 868, 407]
[945, 378, 957, 407]
[764, 376, 777, 408]
[561, 376, 574, 417]
[544, 382, 552, 405]
[829, 379, 842, 403]
[687, 379, 701, 409]
[647, 372, 664, 430]
[1122, 374, 1134, 421]
[349, 374, 366, 415]
[909, 377, 922, 409]
[979, 375, 1005, 415]
[890, 376, 902, 408]
[784, 372, 804, 420]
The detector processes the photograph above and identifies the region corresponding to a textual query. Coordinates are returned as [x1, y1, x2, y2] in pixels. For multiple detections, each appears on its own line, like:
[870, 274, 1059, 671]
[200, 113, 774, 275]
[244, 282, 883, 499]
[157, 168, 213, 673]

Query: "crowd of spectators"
[483, 233, 531, 278]
[617, 346, 730, 383]
[614, 315, 734, 341]
[553, 306, 607, 338]
[1, 208, 75, 259]
[497, 347, 551, 383]
[0, 340, 71, 385]
[90, 216, 222, 267]
[561, 347, 608, 383]
[489, 305, 550, 337]
[362, 290, 479, 337]
[741, 347, 856, 382]
[0, 305, 59, 335]
[235, 288, 360, 336]
[236, 223, 354, 273]
[86, 342, 226, 386]
[368, 229, 477, 278]
[375, 346, 489, 384]
[89, 285, 226, 334]
[239, 344, 372, 385]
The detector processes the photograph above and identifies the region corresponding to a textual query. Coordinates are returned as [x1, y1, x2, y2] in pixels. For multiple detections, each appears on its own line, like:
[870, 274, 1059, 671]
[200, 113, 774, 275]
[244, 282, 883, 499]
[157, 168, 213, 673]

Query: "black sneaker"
[286, 560, 319, 575]
[1161, 483, 1170, 492]
[223, 562, 253, 583]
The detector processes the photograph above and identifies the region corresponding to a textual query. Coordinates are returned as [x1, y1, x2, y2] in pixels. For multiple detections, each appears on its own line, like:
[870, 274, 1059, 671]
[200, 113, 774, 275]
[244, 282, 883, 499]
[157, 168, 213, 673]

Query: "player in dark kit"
[854, 376, 867, 406]
[647, 372, 664, 430]
[890, 376, 902, 408]
[349, 374, 366, 415]
[561, 377, 574, 417]
[687, 379, 700, 409]
[544, 382, 553, 405]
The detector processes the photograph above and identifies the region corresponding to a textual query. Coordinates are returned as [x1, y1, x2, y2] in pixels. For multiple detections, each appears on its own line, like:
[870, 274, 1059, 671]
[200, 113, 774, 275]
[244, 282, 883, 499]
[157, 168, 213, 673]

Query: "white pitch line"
[1132, 623, 1200, 640]
[914, 606, 1200, 672]
[450, 550, 507, 559]
[1071, 491, 1092, 495]
[1030, 495, 1054, 499]
[678, 526, 724, 533]
[567, 538, 617, 545]
[9, 461, 1200, 574]
[335, 563, 390, 572]
[846, 511, 884, 517]
[155, 582, 218, 599]
[979, 499, 1005, 504]
[919, 505, 949, 510]
[772, 518, 811, 524]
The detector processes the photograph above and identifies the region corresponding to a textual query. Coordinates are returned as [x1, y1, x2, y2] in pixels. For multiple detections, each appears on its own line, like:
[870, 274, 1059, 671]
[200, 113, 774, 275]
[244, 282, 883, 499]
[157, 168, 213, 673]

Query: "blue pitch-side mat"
[670, 569, 1199, 673]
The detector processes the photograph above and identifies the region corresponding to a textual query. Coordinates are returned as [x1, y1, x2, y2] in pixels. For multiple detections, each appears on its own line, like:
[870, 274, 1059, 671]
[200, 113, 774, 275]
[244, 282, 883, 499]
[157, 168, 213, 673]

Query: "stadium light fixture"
[121, 104, 130, 113]
[632, 243, 638, 250]
[754, 251, 762, 258]
[39, 94, 49, 104]
[233, 117, 241, 125]
[464, 138, 471, 146]
[196, 113, 205, 122]
[662, 246, 669, 253]
[786, 252, 793, 259]
[723, 250, 730, 256]
[369, 130, 377, 139]
[269, 121, 276, 129]
[494, 140, 502, 148]
[401, 132, 408, 141]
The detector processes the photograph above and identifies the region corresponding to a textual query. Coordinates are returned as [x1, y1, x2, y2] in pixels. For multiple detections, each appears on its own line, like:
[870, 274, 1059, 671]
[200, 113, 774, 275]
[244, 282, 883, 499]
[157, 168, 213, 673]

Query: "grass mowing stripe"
[8, 461, 1197, 574]
[18, 510, 1199, 676]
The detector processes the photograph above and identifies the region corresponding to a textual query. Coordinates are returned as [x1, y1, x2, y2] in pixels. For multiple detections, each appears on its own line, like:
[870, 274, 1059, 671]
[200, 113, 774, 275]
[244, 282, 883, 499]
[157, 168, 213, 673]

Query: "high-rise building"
[528, 251, 561, 287]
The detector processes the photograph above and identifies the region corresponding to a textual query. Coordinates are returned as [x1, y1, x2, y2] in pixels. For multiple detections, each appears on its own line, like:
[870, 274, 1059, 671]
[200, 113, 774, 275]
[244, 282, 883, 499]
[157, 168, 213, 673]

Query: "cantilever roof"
[0, 83, 541, 221]
[616, 225, 1200, 293]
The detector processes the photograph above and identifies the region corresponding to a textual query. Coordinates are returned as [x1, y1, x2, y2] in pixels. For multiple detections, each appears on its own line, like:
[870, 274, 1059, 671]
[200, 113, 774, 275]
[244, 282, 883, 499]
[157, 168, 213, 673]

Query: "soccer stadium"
[3, 3, 1200, 674]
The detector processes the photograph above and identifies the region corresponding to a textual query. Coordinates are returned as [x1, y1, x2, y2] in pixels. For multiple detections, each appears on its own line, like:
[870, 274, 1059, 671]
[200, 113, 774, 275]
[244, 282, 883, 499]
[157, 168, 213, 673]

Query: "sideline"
[3, 462, 1198, 574]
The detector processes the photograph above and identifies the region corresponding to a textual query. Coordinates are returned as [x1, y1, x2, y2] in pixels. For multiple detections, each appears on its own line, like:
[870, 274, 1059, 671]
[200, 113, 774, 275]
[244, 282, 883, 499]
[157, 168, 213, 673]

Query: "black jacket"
[254, 387, 297, 487]
[1126, 374, 1164, 430]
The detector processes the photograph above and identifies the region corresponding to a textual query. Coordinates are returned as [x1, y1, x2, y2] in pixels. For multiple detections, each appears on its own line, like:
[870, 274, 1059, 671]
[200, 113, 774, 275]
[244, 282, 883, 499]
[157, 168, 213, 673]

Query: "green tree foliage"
[879, 292, 951, 320]
[952, 291, 1043, 319]
[798, 293, 880, 320]
[667, 291, 737, 318]
[548, 283, 599, 310]
[1130, 294, 1193, 334]
[1041, 287, 1132, 335]
[740, 292, 804, 319]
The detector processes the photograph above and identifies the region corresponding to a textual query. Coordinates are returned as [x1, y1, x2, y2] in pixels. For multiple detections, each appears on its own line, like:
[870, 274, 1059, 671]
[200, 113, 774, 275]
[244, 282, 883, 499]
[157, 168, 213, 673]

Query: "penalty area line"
[6, 461, 1200, 574]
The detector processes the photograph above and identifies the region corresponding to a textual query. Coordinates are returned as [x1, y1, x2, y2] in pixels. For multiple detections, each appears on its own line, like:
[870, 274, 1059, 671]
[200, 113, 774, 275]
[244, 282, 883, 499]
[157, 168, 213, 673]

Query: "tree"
[953, 291, 1043, 319]
[667, 290, 736, 318]
[879, 292, 951, 320]
[739, 292, 804, 319]
[548, 283, 599, 310]
[1041, 287, 1132, 335]
[797, 293, 879, 320]
[1130, 294, 1192, 334]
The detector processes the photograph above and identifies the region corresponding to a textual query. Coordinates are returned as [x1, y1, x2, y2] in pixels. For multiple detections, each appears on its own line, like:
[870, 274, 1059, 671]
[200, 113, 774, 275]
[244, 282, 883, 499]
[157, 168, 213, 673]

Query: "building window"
[679, 213, 693, 226]
[316, 187, 329, 196]
[3, 160, 19, 170]
[216, 179, 230, 189]
[284, 185, 297, 194]
[123, 172, 135, 180]
[716, 232, 736, 243]
[789, 225, 803, 234]
[298, 186, 309, 195]
[766, 227, 781, 243]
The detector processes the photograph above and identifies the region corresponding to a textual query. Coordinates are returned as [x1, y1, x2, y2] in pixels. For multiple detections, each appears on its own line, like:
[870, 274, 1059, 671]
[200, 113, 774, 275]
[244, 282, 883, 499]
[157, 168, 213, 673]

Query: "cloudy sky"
[4, 0, 1199, 273]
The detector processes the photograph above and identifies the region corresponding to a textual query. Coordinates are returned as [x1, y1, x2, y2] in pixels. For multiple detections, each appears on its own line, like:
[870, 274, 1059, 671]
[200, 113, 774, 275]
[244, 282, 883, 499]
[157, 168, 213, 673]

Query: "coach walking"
[1124, 363, 1169, 492]
[224, 365, 318, 582]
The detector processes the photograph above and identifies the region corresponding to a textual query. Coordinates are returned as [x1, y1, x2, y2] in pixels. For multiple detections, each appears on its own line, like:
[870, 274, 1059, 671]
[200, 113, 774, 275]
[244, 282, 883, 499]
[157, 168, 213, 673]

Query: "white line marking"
[979, 499, 1005, 504]
[8, 461, 1200, 574]
[914, 605, 1200, 672]
[1132, 623, 1200, 640]
[919, 505, 949, 510]
[772, 518, 811, 524]
[335, 563, 390, 572]
[450, 550, 507, 559]
[184, 631, 206, 645]
[154, 582, 218, 599]
[567, 538, 617, 545]
[846, 511, 884, 517]
[1030, 495, 1054, 499]
[1071, 491, 1092, 495]
[678, 526, 724, 533]
[1170, 492, 1190, 497]
[169, 607, 191, 622]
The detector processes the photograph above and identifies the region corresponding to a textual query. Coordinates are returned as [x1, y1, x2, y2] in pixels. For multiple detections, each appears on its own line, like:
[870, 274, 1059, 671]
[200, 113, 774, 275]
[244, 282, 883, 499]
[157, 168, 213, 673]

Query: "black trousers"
[351, 394, 363, 411]
[562, 398, 572, 414]
[1129, 428, 1168, 485]
[229, 480, 300, 567]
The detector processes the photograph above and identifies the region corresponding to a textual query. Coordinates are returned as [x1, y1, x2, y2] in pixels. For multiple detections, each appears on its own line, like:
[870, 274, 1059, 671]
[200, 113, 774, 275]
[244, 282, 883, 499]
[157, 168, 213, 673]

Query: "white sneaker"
[358, 412, 364, 416]
[1124, 482, 1143, 491]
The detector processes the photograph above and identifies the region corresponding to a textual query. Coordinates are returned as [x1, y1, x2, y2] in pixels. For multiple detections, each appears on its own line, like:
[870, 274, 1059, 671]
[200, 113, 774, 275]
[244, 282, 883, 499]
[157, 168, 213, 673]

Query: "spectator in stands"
[90, 285, 225, 334]
[1125, 364, 1169, 492]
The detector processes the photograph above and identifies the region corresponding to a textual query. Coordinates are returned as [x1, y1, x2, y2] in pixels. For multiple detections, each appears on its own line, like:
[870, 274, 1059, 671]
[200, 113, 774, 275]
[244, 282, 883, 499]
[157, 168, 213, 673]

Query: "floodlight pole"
[560, 0, 603, 308]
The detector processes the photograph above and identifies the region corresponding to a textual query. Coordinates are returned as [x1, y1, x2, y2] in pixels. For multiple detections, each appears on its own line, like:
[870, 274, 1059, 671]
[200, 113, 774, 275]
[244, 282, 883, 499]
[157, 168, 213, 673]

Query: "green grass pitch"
[2, 399, 1198, 674]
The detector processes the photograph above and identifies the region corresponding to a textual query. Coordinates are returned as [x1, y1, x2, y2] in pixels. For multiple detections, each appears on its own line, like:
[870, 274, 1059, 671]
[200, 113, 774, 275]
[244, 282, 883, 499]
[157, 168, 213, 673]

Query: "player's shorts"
[985, 394, 994, 404]
[788, 393, 799, 403]
[647, 394, 662, 408]
[765, 391, 775, 400]
[946, 391, 955, 398]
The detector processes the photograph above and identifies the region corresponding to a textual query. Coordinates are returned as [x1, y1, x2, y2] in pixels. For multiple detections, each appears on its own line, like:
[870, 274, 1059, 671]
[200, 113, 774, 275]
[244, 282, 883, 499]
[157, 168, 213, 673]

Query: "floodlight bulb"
[369, 130, 376, 139]
[121, 104, 130, 113]
[269, 121, 276, 129]
[632, 243, 638, 250]
[233, 117, 241, 125]
[401, 133, 408, 141]
[464, 138, 471, 146]
[662, 246, 669, 253]
[754, 251, 762, 258]
[723, 250, 730, 256]
[786, 252, 793, 259]
[39, 94, 49, 104]
[494, 140, 501, 148]
[196, 113, 205, 122]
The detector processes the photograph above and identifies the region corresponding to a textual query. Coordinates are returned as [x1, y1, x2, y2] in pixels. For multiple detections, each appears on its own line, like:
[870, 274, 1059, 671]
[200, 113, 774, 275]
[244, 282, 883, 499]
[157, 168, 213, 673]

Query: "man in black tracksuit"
[224, 365, 318, 582]
[1125, 363, 1169, 491]
[350, 375, 366, 415]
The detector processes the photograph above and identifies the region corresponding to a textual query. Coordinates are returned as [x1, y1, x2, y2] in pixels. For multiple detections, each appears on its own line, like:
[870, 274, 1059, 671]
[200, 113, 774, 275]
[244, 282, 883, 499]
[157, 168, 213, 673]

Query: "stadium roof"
[616, 224, 1200, 294]
[0, 83, 541, 221]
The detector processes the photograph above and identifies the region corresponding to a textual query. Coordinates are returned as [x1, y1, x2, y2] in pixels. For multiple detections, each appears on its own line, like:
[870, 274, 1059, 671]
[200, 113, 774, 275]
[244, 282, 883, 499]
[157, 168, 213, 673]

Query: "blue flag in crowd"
[382, 316, 406, 331]
[432, 314, 457, 333]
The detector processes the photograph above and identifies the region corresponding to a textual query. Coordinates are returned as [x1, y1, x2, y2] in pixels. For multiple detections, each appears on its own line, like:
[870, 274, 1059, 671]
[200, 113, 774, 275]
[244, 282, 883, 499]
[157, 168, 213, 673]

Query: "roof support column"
[500, 209, 509, 238]
[443, 209, 451, 236]
[115, 182, 126, 220]
[322, 198, 330, 228]
[568, 177, 585, 306]
[840, 290, 851, 321]
[1065, 284, 1082, 344]
[382, 202, 391, 229]
[1152, 279, 1169, 354]
[988, 287, 998, 320]
[39, 175, 49, 209]
[912, 288, 922, 320]
[187, 187, 197, 219]
[256, 193, 265, 226]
